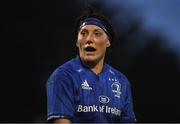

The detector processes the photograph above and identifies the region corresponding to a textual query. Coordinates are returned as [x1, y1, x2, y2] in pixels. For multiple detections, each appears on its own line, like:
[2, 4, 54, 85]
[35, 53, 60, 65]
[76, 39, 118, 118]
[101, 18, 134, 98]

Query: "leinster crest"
[111, 82, 121, 98]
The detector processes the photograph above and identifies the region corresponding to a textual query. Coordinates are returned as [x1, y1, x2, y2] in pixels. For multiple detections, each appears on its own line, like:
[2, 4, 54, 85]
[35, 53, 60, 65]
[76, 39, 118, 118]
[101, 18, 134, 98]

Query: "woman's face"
[76, 25, 110, 64]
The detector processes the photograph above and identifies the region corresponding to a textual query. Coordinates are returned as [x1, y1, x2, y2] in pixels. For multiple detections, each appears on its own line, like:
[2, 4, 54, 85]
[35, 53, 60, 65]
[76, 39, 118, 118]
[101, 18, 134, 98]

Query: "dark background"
[3, 0, 180, 122]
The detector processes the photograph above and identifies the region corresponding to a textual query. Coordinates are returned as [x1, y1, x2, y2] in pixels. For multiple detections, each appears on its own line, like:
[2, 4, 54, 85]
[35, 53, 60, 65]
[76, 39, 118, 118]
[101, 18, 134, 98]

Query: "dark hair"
[75, 6, 116, 46]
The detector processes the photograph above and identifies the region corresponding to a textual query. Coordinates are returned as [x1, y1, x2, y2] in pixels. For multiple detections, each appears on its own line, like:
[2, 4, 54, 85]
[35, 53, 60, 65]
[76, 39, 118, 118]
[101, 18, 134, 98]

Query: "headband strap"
[79, 17, 108, 33]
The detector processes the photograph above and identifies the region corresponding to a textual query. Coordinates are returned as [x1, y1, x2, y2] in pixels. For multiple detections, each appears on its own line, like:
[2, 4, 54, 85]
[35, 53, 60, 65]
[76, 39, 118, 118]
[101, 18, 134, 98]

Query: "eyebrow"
[80, 27, 103, 32]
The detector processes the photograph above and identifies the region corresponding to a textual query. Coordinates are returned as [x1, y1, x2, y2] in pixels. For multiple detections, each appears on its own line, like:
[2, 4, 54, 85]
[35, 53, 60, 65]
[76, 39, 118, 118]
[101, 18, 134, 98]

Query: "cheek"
[76, 38, 83, 48]
[97, 40, 108, 49]
[77, 35, 86, 46]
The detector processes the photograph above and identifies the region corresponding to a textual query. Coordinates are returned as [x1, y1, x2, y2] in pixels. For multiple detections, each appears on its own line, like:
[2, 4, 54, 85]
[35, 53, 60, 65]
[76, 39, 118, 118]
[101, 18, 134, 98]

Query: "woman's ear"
[107, 40, 111, 47]
[76, 41, 79, 47]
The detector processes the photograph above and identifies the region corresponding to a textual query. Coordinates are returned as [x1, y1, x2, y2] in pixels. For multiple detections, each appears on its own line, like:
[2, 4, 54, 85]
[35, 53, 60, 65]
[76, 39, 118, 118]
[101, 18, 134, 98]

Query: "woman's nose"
[86, 34, 93, 44]
[86, 40, 93, 45]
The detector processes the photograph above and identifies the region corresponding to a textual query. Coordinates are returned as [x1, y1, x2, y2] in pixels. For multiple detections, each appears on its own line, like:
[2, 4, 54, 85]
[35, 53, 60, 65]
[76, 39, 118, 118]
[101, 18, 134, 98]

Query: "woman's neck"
[91, 63, 103, 74]
[82, 58, 104, 74]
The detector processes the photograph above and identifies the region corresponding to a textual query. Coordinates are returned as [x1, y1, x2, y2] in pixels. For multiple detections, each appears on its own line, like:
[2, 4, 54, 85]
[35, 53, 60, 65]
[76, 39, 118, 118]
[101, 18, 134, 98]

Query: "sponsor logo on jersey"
[77, 105, 121, 116]
[81, 80, 92, 90]
[99, 95, 110, 104]
[111, 82, 121, 98]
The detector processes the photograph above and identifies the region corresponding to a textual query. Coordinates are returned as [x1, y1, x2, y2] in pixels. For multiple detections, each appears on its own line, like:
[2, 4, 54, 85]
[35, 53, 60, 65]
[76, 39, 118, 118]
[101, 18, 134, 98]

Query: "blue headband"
[80, 17, 108, 33]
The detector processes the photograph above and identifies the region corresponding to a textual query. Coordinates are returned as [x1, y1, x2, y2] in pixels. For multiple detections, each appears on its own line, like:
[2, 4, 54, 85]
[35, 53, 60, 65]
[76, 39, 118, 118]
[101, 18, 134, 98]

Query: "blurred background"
[3, 0, 180, 122]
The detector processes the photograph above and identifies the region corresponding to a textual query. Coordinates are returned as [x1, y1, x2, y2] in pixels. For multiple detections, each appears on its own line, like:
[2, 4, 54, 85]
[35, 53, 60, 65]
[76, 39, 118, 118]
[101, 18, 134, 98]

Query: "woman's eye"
[81, 31, 87, 36]
[95, 32, 101, 36]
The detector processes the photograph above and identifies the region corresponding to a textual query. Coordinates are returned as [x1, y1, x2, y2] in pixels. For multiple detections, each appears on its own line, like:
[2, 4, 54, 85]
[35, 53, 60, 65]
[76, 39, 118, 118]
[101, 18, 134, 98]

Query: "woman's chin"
[83, 58, 95, 63]
[81, 56, 97, 64]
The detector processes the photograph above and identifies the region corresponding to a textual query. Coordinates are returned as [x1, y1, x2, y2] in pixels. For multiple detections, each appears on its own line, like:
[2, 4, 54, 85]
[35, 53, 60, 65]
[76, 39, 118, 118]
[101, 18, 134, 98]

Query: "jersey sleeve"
[46, 68, 75, 122]
[120, 78, 137, 123]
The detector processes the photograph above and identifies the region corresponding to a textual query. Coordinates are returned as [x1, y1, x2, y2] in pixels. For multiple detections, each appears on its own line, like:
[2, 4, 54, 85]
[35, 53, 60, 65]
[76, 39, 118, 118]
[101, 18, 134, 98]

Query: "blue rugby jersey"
[46, 56, 136, 123]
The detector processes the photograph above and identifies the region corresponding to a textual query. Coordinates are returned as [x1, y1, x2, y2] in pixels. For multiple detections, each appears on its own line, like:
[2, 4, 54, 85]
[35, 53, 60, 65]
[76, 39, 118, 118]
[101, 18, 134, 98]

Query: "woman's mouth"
[84, 46, 96, 52]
